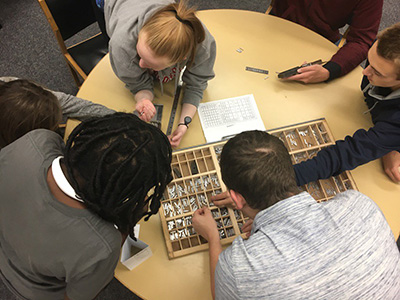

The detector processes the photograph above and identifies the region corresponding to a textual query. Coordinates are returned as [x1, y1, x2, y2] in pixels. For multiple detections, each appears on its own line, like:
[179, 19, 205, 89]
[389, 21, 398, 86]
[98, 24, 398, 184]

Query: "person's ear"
[228, 190, 246, 210]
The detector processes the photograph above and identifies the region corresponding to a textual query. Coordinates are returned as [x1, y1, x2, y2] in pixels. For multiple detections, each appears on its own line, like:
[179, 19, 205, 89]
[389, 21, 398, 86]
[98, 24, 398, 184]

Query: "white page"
[198, 94, 266, 143]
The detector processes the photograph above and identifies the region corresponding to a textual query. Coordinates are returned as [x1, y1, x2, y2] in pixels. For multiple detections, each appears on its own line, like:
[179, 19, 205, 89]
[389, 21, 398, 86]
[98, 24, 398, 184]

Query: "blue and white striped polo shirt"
[215, 190, 400, 299]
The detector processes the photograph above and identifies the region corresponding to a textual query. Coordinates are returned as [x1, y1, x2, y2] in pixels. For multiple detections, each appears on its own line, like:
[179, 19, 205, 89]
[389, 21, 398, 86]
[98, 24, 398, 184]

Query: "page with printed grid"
[198, 94, 266, 143]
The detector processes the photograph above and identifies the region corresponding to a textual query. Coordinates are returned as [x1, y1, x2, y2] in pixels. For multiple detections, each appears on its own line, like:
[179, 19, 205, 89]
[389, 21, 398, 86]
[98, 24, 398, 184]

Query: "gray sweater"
[0, 77, 115, 121]
[104, 0, 216, 107]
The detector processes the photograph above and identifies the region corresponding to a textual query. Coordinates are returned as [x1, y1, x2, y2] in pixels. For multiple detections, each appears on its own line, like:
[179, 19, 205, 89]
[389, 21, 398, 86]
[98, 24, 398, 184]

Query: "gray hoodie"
[104, 0, 216, 107]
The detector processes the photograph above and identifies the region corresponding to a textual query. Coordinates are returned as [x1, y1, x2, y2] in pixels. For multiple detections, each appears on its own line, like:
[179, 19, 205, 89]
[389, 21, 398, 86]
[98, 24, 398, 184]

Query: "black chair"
[37, 0, 108, 86]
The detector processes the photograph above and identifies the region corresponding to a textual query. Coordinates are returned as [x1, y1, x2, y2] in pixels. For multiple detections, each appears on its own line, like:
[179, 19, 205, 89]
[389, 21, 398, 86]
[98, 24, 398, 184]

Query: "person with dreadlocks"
[0, 113, 172, 300]
[93, 0, 216, 147]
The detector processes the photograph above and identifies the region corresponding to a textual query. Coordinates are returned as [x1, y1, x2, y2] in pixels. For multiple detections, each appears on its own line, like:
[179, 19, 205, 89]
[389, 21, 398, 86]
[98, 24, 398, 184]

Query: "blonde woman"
[101, 0, 216, 147]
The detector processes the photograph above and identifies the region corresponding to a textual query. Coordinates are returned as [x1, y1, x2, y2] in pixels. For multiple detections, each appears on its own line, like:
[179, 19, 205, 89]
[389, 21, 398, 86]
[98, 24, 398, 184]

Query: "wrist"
[207, 231, 221, 244]
[178, 116, 192, 129]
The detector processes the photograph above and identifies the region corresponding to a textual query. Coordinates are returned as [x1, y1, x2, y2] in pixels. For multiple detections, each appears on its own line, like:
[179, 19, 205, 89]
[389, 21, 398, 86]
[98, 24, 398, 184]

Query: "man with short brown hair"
[294, 22, 400, 185]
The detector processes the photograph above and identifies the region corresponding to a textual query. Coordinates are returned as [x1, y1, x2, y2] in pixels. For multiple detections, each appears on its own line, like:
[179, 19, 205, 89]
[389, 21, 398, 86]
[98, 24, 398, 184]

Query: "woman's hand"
[135, 98, 156, 122]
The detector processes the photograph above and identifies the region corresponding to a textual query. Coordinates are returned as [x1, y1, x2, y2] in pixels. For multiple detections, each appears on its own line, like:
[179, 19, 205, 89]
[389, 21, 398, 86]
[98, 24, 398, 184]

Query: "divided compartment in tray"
[168, 215, 208, 251]
[171, 148, 216, 180]
[161, 119, 357, 258]
[271, 122, 332, 152]
[163, 173, 223, 215]
[167, 207, 236, 253]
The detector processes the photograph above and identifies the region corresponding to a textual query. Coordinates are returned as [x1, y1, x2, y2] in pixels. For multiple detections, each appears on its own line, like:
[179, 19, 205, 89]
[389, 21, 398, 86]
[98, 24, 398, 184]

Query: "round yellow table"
[68, 9, 400, 300]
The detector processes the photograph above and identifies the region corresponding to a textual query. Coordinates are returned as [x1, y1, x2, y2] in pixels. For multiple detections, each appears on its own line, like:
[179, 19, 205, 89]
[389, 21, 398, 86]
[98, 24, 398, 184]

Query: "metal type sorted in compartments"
[198, 194, 208, 207]
[286, 131, 298, 148]
[163, 202, 175, 218]
[159, 119, 358, 259]
[172, 166, 182, 178]
[210, 174, 220, 188]
[168, 185, 177, 199]
[171, 200, 182, 215]
[214, 145, 223, 162]
[177, 183, 187, 197]
[202, 175, 211, 190]
[190, 196, 199, 211]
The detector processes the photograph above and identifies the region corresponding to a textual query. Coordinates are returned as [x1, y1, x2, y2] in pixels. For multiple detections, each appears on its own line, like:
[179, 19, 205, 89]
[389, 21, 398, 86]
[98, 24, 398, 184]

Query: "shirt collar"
[251, 192, 315, 234]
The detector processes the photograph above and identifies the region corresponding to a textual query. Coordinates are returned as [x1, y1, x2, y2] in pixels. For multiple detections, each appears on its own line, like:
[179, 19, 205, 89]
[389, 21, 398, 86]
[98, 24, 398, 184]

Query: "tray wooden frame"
[159, 118, 358, 259]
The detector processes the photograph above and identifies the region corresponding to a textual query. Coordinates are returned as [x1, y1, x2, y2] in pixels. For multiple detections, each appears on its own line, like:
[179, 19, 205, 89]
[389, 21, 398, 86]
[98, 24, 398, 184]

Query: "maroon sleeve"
[328, 0, 383, 79]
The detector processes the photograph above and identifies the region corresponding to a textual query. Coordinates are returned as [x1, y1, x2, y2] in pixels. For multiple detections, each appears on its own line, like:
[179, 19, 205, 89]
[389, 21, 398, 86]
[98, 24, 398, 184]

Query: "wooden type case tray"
[159, 118, 358, 259]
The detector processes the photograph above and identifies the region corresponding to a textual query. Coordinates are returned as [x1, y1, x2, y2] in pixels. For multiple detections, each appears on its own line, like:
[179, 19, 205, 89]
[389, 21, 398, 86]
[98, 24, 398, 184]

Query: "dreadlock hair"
[64, 113, 172, 238]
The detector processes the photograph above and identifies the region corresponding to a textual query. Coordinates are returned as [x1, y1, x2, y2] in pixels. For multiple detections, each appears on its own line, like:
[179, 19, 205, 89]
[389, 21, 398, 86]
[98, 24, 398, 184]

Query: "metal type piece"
[184, 216, 192, 226]
[223, 217, 232, 227]
[202, 176, 211, 189]
[168, 185, 177, 199]
[226, 228, 235, 237]
[177, 184, 186, 197]
[181, 198, 190, 213]
[170, 231, 179, 241]
[163, 202, 174, 218]
[173, 167, 182, 178]
[190, 160, 199, 175]
[172, 200, 182, 215]
[234, 209, 241, 220]
[220, 207, 228, 216]
[167, 221, 175, 230]
[190, 196, 198, 211]
[236, 47, 244, 53]
[194, 178, 202, 191]
[210, 174, 220, 187]
[187, 181, 196, 194]
[216, 219, 223, 228]
[245, 66, 269, 75]
[175, 218, 184, 228]
[198, 194, 208, 207]
[212, 209, 220, 218]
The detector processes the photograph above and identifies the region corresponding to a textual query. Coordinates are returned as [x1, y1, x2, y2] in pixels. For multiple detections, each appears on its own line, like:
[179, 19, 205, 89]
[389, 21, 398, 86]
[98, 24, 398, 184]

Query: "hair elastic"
[174, 12, 193, 30]
[51, 156, 84, 203]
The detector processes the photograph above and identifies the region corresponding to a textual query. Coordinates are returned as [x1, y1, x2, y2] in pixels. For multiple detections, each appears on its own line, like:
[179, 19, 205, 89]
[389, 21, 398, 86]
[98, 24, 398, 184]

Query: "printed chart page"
[198, 94, 266, 143]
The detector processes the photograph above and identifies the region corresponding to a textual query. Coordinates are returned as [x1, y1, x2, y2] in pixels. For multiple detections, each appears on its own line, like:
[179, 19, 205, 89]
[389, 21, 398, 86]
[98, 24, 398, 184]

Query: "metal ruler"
[245, 66, 269, 75]
[166, 66, 186, 136]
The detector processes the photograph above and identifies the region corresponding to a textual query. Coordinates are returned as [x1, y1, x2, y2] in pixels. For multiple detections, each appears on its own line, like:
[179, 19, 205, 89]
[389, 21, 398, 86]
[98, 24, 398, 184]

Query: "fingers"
[168, 126, 187, 148]
[213, 198, 236, 208]
[210, 191, 229, 202]
[393, 168, 400, 182]
[136, 99, 156, 122]
[210, 191, 237, 208]
[385, 167, 400, 183]
[193, 207, 205, 217]
[241, 219, 253, 233]
[286, 73, 309, 82]
[382, 151, 400, 183]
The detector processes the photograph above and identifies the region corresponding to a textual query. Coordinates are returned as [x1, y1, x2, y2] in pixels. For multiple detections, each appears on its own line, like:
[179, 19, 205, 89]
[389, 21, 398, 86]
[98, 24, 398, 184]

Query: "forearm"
[208, 236, 223, 300]
[135, 89, 154, 103]
[294, 127, 398, 185]
[53, 91, 115, 120]
[178, 103, 197, 123]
